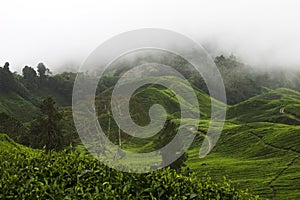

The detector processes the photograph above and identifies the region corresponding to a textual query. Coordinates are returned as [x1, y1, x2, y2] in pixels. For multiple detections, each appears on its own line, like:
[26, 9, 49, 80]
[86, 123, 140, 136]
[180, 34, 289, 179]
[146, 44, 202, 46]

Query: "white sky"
[1, 0, 300, 72]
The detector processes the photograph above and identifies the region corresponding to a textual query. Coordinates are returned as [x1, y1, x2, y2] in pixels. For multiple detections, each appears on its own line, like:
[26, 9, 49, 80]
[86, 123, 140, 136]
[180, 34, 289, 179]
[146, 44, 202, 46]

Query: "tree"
[30, 97, 63, 151]
[37, 63, 47, 78]
[22, 66, 38, 89]
[0, 62, 29, 100]
[37, 62, 51, 80]
[3, 62, 10, 72]
[23, 66, 37, 79]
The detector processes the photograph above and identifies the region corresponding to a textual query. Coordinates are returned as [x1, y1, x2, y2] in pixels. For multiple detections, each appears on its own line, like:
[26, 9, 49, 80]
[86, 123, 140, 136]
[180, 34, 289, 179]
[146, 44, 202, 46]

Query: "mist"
[1, 0, 300, 72]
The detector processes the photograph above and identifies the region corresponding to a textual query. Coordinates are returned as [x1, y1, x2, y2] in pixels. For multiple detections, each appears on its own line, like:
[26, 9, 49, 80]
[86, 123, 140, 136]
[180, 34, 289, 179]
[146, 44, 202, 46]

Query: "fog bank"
[1, 0, 300, 72]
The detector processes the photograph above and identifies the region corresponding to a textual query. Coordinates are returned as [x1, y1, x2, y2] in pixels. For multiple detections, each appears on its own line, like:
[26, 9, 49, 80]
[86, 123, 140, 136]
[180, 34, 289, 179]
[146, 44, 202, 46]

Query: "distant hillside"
[227, 88, 300, 125]
[95, 76, 223, 150]
[0, 92, 39, 122]
[0, 62, 76, 122]
[1, 55, 300, 121]
[214, 55, 300, 105]
[0, 86, 74, 123]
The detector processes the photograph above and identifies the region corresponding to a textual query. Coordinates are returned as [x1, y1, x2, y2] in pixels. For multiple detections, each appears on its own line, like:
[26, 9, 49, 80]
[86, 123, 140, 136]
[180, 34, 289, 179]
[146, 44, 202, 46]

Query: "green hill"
[96, 76, 218, 119]
[1, 60, 300, 199]
[0, 88, 73, 123]
[190, 88, 300, 199]
[95, 76, 224, 152]
[92, 80, 300, 199]
[187, 122, 300, 199]
[0, 92, 39, 122]
[227, 88, 300, 125]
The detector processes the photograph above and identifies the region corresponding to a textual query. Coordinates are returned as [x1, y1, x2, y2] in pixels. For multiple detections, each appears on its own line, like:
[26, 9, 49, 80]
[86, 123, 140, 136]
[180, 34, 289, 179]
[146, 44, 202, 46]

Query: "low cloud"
[1, 0, 299, 72]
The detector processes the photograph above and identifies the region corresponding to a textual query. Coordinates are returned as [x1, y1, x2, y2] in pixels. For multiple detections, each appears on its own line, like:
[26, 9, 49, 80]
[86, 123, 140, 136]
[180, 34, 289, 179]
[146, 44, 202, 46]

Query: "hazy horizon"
[1, 0, 300, 72]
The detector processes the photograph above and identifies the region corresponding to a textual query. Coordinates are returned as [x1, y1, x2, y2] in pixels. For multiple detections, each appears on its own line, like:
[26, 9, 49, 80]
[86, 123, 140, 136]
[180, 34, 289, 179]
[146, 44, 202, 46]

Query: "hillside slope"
[227, 88, 300, 125]
[0, 92, 39, 122]
[94, 77, 225, 151]
[187, 122, 300, 199]
[194, 88, 300, 199]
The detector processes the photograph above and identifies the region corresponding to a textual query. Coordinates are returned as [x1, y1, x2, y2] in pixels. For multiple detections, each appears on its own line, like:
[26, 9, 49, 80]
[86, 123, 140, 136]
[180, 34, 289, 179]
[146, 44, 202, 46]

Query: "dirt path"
[283, 112, 300, 122]
[280, 107, 300, 122]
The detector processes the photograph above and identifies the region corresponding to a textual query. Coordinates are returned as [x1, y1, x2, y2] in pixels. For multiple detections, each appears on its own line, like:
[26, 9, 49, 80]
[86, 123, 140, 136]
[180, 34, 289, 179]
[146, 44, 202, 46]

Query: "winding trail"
[283, 112, 300, 122]
[280, 107, 300, 122]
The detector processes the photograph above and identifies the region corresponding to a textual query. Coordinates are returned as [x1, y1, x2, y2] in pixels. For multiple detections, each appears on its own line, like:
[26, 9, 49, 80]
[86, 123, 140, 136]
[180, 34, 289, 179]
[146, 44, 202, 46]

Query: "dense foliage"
[0, 134, 258, 199]
[214, 55, 300, 104]
[0, 112, 29, 144]
[29, 97, 64, 151]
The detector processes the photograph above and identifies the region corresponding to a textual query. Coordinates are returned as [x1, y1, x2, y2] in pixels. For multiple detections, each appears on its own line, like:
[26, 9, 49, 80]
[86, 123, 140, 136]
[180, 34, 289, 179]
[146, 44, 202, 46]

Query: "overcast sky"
[1, 0, 300, 72]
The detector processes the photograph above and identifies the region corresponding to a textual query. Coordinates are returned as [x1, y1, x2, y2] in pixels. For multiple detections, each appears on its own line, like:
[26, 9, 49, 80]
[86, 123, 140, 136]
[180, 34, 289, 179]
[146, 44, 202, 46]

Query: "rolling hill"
[186, 88, 300, 199]
[227, 88, 300, 125]
[93, 84, 300, 199]
[0, 92, 39, 122]
[187, 121, 300, 199]
[0, 88, 72, 123]
[1, 60, 300, 199]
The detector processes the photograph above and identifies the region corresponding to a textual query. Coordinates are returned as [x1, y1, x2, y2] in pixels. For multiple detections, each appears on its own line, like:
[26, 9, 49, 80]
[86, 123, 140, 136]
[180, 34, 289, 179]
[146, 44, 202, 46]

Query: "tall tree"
[3, 62, 10, 72]
[22, 66, 38, 89]
[37, 62, 51, 79]
[0, 62, 21, 93]
[30, 97, 63, 151]
[37, 63, 47, 79]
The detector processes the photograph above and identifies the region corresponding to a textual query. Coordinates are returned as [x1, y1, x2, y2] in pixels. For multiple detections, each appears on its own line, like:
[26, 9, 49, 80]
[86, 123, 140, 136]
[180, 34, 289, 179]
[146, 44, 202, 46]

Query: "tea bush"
[0, 134, 259, 199]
